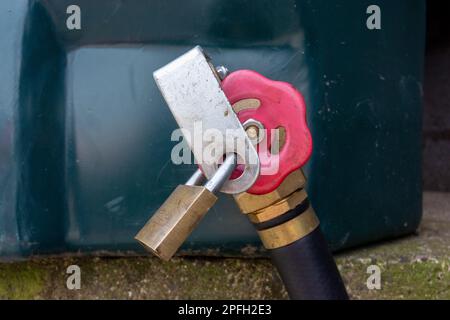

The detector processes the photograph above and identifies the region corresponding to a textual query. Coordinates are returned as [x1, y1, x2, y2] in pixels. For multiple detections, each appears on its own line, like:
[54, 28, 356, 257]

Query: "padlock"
[135, 154, 236, 261]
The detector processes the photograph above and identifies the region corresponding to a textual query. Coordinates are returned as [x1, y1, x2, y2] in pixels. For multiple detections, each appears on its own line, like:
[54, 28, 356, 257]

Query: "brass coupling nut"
[233, 170, 307, 214]
[257, 207, 319, 249]
[248, 188, 308, 223]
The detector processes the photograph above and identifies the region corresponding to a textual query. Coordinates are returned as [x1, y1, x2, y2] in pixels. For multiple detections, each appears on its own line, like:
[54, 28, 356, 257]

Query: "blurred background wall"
[423, 0, 450, 191]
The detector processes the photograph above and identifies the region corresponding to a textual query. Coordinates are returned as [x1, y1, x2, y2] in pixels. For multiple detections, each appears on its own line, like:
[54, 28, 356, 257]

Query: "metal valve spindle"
[135, 154, 237, 261]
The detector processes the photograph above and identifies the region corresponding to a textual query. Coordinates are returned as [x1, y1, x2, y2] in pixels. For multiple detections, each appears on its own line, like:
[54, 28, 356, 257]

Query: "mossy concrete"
[0, 192, 449, 300]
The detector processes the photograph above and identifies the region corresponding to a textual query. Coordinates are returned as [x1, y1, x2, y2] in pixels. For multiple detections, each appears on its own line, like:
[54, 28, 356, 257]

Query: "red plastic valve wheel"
[222, 70, 313, 195]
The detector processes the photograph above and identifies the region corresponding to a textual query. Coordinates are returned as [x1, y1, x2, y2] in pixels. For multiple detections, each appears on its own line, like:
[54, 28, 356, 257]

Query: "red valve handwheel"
[222, 70, 313, 195]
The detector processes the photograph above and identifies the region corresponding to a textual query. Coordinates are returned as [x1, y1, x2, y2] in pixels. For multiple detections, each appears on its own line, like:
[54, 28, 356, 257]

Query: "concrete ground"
[0, 192, 448, 300]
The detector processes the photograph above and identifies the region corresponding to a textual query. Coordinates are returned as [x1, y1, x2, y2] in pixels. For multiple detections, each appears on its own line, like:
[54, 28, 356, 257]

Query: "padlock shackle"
[204, 153, 237, 194]
[185, 169, 206, 187]
[186, 153, 237, 193]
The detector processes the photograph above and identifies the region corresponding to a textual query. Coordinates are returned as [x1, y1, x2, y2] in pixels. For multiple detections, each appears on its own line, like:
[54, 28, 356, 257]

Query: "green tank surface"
[0, 0, 425, 259]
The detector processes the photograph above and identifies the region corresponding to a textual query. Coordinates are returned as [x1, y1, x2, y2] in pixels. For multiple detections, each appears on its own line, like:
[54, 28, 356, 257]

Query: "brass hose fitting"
[234, 170, 320, 249]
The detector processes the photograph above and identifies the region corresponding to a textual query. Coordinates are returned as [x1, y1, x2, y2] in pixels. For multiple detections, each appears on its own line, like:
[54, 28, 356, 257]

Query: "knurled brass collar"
[248, 189, 308, 223]
[257, 207, 319, 249]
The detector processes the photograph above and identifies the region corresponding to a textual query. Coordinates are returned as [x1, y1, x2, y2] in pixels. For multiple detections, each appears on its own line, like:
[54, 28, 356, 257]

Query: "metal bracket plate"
[153, 46, 259, 194]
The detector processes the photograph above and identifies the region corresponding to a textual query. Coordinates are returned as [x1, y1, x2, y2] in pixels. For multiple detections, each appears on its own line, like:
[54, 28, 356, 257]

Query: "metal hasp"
[153, 46, 259, 194]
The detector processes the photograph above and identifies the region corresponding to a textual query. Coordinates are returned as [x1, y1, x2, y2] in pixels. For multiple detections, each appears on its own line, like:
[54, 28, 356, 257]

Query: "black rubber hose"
[270, 226, 348, 300]
[254, 202, 349, 300]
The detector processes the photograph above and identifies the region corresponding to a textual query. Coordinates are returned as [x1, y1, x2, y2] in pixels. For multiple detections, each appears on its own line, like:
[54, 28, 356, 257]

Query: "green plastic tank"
[0, 0, 425, 259]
